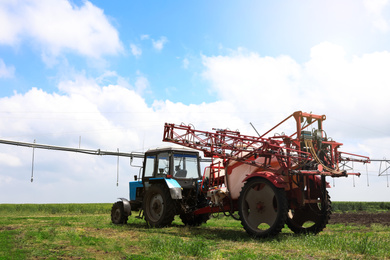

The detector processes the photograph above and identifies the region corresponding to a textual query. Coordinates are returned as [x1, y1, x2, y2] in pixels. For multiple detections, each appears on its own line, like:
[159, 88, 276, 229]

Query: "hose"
[304, 139, 341, 174]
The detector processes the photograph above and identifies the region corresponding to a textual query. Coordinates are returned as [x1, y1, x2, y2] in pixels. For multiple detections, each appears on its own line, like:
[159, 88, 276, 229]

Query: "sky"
[0, 0, 390, 203]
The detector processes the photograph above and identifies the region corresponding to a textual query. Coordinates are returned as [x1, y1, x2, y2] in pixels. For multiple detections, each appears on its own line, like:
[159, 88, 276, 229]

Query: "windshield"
[173, 153, 199, 179]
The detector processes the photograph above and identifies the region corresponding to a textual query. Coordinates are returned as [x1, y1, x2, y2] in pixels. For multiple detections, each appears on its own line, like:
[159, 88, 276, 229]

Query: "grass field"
[0, 203, 389, 259]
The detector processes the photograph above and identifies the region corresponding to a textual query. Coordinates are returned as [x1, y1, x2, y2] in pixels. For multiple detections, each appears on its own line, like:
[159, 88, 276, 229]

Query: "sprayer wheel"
[238, 177, 288, 238]
[287, 190, 331, 234]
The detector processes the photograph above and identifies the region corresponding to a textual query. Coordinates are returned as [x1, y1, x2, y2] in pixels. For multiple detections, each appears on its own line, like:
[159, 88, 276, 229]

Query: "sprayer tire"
[238, 177, 288, 238]
[286, 190, 331, 234]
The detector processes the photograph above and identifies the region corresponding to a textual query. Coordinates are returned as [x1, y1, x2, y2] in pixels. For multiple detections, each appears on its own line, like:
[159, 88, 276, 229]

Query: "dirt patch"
[0, 225, 18, 231]
[330, 212, 390, 226]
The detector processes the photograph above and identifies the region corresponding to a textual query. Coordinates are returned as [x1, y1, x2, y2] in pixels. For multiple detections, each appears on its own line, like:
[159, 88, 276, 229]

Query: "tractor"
[111, 147, 210, 227]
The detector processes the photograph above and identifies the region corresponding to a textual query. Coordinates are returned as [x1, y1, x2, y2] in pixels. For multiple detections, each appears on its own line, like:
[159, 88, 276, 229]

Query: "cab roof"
[145, 146, 199, 154]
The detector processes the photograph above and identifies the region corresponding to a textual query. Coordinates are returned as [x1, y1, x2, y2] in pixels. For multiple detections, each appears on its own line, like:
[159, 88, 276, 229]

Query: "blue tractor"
[111, 147, 210, 227]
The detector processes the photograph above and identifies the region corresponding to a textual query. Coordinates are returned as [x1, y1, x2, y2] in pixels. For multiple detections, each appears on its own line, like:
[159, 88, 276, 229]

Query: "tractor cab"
[125, 147, 202, 213]
[142, 147, 202, 188]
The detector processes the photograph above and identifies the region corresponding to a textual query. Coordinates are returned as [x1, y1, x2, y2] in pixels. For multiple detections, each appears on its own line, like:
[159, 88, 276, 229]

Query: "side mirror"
[134, 175, 138, 181]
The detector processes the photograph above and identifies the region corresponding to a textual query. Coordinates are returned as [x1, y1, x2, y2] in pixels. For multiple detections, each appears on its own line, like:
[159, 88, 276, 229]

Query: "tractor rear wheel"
[143, 184, 175, 227]
[238, 178, 288, 238]
[286, 190, 331, 234]
[111, 201, 128, 224]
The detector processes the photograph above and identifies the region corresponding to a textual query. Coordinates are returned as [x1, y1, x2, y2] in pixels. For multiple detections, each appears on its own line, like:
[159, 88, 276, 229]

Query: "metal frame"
[163, 111, 368, 178]
[0, 138, 145, 158]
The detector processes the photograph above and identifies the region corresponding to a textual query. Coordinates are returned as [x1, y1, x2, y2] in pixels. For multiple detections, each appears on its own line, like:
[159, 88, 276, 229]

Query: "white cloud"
[202, 50, 301, 123]
[1, 42, 390, 203]
[0, 72, 247, 203]
[182, 58, 189, 69]
[0, 0, 123, 59]
[0, 59, 14, 78]
[0, 1, 22, 45]
[130, 43, 142, 58]
[137, 35, 168, 52]
[134, 75, 149, 95]
[202, 42, 390, 138]
[364, 0, 390, 32]
[152, 36, 168, 51]
[0, 152, 21, 167]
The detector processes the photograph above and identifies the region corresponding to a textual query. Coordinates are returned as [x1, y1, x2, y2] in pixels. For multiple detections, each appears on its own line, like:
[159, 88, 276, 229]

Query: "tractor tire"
[111, 201, 129, 224]
[286, 190, 331, 234]
[180, 212, 210, 226]
[238, 177, 288, 238]
[143, 183, 176, 228]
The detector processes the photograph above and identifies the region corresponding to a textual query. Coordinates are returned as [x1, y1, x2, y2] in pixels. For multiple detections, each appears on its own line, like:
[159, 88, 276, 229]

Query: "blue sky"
[4, 0, 387, 105]
[1, 0, 390, 203]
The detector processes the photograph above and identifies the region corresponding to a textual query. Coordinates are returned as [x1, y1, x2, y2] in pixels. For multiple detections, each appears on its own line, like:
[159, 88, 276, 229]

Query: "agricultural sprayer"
[112, 111, 370, 238]
[0, 111, 370, 238]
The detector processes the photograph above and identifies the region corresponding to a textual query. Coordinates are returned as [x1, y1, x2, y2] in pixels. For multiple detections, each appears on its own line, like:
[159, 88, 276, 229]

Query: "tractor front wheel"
[238, 178, 288, 238]
[111, 201, 128, 224]
[143, 184, 176, 227]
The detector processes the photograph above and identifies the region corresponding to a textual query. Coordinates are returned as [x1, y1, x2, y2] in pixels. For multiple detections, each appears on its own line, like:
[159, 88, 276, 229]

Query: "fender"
[164, 178, 183, 199]
[242, 171, 288, 189]
[149, 178, 183, 199]
[117, 197, 131, 216]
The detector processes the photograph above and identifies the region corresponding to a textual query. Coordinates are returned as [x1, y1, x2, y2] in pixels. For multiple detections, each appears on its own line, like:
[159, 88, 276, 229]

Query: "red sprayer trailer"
[161, 111, 369, 237]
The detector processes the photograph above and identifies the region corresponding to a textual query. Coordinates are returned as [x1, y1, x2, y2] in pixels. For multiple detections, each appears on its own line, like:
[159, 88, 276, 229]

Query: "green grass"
[0, 203, 389, 259]
[0, 203, 111, 215]
[332, 201, 390, 213]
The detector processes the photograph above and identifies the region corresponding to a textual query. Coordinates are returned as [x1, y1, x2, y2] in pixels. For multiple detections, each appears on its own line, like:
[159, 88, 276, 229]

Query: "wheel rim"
[242, 182, 278, 231]
[113, 208, 121, 222]
[147, 193, 164, 222]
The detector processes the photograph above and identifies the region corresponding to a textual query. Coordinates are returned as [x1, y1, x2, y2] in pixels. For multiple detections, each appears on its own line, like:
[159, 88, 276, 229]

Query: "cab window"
[144, 155, 156, 178]
[157, 152, 170, 177]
